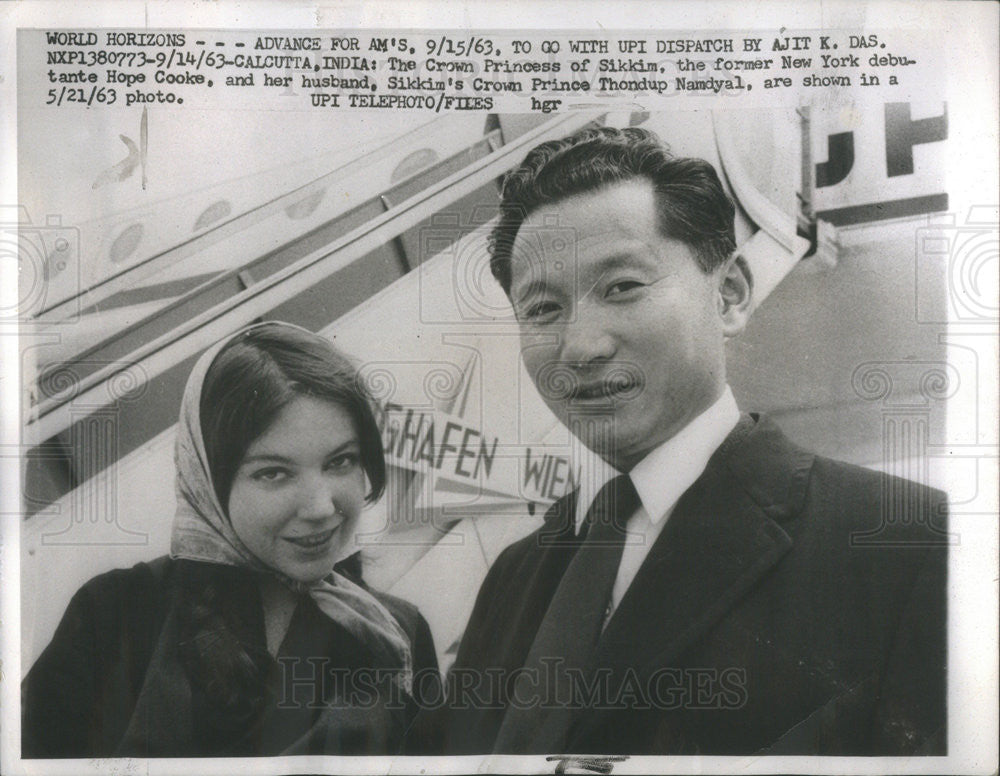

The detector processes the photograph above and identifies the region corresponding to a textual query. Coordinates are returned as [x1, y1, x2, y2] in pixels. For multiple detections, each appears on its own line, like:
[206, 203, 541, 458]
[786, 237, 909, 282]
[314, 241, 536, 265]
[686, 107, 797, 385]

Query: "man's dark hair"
[488, 126, 737, 295]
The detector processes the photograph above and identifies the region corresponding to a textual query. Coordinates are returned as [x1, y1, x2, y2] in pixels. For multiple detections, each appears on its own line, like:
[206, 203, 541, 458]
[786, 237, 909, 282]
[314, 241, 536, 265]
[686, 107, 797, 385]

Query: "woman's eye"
[605, 279, 645, 297]
[328, 453, 360, 471]
[251, 467, 289, 483]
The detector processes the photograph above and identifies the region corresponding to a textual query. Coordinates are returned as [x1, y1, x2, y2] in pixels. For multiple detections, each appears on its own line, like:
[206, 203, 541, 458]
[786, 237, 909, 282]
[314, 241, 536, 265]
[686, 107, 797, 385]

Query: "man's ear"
[717, 253, 753, 337]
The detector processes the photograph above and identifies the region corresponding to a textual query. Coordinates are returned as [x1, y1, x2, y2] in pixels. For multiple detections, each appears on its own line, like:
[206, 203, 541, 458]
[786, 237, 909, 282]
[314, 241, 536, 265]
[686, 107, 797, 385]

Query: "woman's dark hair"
[180, 322, 384, 719]
[198, 322, 386, 510]
[489, 126, 737, 295]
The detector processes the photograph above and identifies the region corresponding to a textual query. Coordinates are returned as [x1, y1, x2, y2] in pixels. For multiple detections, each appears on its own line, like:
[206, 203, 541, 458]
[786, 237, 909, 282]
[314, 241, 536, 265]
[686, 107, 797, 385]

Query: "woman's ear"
[717, 253, 754, 337]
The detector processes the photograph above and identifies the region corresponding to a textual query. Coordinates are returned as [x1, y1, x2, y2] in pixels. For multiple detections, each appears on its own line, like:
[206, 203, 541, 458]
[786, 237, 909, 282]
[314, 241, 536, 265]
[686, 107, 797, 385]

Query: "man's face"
[509, 178, 746, 472]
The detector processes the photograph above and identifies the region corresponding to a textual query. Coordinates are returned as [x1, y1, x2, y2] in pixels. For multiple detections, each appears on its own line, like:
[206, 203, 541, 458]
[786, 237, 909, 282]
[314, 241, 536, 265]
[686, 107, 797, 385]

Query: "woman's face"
[227, 395, 367, 583]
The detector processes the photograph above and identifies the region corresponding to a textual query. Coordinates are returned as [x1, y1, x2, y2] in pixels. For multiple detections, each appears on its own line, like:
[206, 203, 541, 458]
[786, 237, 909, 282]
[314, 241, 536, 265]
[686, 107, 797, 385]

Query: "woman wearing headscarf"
[22, 322, 440, 757]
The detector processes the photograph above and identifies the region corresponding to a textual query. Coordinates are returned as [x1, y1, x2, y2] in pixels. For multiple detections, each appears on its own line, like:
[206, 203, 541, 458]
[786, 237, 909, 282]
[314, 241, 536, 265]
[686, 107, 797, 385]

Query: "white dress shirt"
[572, 386, 741, 625]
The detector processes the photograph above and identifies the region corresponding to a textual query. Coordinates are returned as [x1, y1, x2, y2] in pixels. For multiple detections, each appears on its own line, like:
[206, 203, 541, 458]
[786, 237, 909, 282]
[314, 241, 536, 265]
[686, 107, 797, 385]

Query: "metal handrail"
[27, 112, 600, 443]
[36, 115, 454, 321]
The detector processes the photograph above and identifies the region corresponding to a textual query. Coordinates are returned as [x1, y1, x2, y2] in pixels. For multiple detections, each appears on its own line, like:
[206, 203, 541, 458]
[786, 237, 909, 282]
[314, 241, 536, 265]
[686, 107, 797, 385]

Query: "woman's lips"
[284, 525, 339, 551]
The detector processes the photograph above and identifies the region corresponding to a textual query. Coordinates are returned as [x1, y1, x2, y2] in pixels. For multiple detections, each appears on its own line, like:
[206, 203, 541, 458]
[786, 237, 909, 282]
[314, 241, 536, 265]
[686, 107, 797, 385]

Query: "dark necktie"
[493, 474, 641, 753]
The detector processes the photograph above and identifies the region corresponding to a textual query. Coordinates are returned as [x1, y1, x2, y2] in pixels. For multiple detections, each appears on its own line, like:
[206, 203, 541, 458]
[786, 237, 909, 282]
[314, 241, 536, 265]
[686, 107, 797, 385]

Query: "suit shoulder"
[488, 525, 547, 580]
[799, 455, 949, 549]
[810, 454, 946, 498]
[463, 525, 549, 624]
[731, 416, 947, 523]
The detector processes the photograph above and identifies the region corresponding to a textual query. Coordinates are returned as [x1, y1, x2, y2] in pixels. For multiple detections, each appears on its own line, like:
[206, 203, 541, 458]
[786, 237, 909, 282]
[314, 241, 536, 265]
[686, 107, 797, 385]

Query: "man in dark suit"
[443, 126, 948, 756]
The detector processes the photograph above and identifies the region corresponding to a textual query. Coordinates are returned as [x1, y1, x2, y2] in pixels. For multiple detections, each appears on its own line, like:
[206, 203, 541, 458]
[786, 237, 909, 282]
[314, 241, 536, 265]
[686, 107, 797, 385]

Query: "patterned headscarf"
[169, 321, 412, 691]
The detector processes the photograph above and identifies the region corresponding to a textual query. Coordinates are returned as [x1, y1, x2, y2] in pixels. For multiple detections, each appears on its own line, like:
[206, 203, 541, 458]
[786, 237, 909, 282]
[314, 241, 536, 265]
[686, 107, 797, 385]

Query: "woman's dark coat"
[22, 556, 439, 758]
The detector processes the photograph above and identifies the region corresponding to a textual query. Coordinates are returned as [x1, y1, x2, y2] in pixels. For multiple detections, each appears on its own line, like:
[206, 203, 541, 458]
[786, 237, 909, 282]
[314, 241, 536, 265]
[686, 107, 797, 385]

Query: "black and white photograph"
[1, 2, 997, 774]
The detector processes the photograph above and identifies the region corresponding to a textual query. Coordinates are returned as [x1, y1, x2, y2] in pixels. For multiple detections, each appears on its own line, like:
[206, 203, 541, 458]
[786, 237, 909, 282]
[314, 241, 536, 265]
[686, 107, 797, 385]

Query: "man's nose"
[558, 304, 617, 367]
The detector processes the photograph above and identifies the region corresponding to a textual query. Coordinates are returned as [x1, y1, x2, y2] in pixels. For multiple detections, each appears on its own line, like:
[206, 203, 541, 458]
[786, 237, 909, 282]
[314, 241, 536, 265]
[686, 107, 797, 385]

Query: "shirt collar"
[574, 386, 741, 533]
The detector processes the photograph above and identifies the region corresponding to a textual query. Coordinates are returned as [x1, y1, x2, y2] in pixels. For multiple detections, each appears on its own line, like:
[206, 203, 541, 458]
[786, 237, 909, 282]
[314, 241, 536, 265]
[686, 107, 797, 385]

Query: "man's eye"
[605, 280, 645, 297]
[521, 301, 561, 321]
[251, 468, 289, 483]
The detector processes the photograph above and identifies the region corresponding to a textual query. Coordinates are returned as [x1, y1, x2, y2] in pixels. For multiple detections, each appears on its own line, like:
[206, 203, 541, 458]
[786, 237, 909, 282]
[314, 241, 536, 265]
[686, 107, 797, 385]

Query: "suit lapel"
[595, 463, 791, 676]
[491, 491, 582, 670]
[593, 415, 809, 676]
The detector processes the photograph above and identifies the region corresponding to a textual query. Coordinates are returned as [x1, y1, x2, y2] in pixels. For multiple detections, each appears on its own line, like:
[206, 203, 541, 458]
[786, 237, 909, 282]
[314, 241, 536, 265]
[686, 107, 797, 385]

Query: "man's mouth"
[570, 373, 642, 401]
